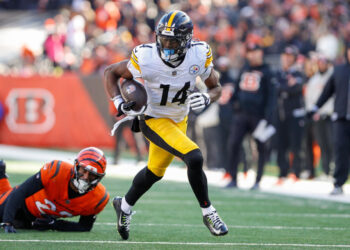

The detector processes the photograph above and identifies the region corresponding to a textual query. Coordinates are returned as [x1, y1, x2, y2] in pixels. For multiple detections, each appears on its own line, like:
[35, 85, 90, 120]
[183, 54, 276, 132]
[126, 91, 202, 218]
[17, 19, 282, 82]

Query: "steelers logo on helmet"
[72, 147, 107, 194]
[156, 10, 193, 63]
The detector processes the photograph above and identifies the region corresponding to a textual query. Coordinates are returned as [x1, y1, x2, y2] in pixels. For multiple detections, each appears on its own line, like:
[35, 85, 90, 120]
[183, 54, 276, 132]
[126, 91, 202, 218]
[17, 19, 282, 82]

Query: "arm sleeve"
[316, 73, 335, 108]
[2, 172, 43, 223]
[53, 215, 96, 232]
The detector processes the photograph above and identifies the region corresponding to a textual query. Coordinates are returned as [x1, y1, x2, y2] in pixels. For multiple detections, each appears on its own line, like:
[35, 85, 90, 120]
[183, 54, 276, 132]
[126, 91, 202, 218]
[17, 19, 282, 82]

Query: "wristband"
[112, 95, 124, 109]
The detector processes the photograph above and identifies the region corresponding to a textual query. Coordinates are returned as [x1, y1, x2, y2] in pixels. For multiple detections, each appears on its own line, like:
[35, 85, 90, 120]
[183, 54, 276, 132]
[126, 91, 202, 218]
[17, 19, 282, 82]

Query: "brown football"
[120, 79, 147, 111]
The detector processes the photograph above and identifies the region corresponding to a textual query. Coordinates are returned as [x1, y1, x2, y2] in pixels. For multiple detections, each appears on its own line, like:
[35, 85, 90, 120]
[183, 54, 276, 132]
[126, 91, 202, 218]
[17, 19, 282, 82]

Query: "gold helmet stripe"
[166, 11, 179, 31]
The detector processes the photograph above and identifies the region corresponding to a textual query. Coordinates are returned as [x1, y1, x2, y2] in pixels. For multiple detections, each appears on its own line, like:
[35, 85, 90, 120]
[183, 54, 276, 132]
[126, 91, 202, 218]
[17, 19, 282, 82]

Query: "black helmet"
[156, 10, 193, 63]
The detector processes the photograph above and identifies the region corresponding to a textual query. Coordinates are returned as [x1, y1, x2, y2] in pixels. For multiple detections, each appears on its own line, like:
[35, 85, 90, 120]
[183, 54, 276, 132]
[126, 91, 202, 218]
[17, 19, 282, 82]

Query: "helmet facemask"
[156, 33, 191, 63]
[156, 11, 193, 64]
[72, 160, 105, 194]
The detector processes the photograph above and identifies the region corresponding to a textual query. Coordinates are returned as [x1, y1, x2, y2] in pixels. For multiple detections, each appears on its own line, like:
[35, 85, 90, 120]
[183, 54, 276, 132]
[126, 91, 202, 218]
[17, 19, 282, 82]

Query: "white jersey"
[127, 41, 213, 123]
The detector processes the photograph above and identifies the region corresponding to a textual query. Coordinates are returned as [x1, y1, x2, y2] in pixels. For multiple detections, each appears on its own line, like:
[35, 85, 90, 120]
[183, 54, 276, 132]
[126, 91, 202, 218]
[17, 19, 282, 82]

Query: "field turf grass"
[1, 171, 350, 249]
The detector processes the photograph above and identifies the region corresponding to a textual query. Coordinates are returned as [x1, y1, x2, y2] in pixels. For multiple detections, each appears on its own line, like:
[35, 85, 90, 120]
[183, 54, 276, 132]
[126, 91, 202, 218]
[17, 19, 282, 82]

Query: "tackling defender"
[0, 147, 109, 232]
[104, 10, 228, 239]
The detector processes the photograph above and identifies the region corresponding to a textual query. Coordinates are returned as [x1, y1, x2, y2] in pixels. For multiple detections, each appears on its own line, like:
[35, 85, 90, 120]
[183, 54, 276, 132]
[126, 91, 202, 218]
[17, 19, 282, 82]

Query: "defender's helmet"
[156, 10, 193, 63]
[72, 147, 106, 194]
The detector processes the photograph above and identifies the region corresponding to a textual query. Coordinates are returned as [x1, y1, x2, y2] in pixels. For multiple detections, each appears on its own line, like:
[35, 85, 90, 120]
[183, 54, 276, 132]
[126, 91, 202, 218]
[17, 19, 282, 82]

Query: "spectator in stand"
[304, 53, 334, 179]
[226, 43, 274, 189]
[275, 46, 306, 184]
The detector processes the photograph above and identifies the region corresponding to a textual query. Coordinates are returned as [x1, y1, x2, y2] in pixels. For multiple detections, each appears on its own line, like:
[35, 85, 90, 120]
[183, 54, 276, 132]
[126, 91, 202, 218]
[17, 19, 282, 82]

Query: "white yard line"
[0, 239, 349, 248]
[95, 222, 348, 231]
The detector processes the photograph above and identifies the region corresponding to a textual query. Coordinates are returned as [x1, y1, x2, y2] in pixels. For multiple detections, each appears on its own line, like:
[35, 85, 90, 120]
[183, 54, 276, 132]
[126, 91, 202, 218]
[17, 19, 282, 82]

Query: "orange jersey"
[25, 160, 109, 218]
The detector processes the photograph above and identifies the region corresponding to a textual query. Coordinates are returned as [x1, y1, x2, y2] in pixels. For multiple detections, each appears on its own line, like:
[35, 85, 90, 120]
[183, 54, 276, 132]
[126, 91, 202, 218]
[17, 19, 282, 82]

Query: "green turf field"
[1, 172, 350, 249]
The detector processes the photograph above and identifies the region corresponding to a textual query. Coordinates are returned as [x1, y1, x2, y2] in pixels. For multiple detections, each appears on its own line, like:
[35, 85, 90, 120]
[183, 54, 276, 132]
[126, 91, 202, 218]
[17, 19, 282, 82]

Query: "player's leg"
[0, 160, 13, 222]
[0, 160, 11, 195]
[113, 134, 174, 240]
[140, 117, 228, 236]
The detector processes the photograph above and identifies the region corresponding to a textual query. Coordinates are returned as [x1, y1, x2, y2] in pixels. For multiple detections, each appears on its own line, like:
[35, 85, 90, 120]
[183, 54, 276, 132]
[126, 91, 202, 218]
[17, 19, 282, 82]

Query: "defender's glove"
[32, 216, 56, 231]
[188, 92, 210, 111]
[1, 223, 17, 233]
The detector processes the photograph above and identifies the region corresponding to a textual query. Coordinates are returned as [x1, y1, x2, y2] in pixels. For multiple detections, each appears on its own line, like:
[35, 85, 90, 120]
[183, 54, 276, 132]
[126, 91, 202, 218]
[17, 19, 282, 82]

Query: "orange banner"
[0, 74, 114, 149]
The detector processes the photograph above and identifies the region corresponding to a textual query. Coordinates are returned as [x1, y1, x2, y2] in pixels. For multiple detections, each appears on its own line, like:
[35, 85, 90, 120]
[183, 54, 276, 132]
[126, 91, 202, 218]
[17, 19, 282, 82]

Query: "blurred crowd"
[1, 0, 350, 189]
[1, 0, 349, 77]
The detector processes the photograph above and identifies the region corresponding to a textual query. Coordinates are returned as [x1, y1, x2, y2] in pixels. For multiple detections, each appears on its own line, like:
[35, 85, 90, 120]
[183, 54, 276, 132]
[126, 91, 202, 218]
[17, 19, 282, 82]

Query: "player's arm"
[2, 172, 43, 231]
[32, 215, 96, 232]
[104, 60, 144, 116]
[204, 68, 222, 103]
[103, 60, 133, 99]
[188, 68, 222, 111]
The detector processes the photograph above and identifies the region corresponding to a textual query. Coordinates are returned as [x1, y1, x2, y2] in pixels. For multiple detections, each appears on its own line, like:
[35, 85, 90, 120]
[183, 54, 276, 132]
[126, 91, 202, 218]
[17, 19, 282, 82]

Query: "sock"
[121, 197, 132, 214]
[201, 205, 215, 216]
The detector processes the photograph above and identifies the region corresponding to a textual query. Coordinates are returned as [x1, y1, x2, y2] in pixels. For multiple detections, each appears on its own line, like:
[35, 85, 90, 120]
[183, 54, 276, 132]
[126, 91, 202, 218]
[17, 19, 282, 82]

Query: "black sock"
[183, 149, 211, 208]
[125, 166, 162, 206]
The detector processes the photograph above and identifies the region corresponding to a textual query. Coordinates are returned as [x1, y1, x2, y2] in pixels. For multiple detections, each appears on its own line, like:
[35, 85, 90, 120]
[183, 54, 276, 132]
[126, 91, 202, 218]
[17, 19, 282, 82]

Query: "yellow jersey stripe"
[130, 57, 141, 73]
[166, 11, 178, 31]
[132, 51, 138, 62]
[206, 47, 212, 56]
[205, 55, 213, 68]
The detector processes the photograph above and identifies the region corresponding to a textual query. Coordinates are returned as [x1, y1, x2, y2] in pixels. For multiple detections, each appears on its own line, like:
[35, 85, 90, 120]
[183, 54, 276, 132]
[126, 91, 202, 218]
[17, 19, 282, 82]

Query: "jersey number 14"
[159, 82, 190, 106]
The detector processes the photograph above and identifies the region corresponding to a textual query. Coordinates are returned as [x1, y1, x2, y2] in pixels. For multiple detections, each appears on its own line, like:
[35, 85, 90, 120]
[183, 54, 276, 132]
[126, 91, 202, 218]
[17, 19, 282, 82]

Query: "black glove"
[32, 216, 56, 231]
[306, 105, 319, 119]
[117, 101, 136, 117]
[1, 223, 17, 233]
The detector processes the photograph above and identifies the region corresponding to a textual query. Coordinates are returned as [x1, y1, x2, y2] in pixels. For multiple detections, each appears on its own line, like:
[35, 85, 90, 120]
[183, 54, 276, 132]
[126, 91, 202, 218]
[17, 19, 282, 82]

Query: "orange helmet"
[72, 147, 107, 193]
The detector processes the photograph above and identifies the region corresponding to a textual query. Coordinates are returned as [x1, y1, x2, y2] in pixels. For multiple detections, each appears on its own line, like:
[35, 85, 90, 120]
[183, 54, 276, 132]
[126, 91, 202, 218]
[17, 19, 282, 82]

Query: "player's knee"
[183, 149, 203, 170]
[132, 166, 162, 188]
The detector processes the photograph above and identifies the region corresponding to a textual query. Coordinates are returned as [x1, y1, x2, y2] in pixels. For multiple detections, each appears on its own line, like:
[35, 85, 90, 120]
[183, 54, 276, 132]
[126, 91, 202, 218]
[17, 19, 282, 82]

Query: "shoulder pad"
[191, 41, 213, 69]
[130, 43, 154, 70]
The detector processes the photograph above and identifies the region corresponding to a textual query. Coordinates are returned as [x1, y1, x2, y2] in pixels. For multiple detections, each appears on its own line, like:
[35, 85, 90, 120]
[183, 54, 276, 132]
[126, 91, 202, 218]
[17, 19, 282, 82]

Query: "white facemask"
[72, 178, 90, 194]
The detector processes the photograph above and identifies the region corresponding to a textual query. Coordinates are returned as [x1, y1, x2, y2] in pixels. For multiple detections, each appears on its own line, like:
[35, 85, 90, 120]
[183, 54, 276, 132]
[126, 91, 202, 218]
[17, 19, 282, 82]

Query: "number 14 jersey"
[127, 41, 213, 123]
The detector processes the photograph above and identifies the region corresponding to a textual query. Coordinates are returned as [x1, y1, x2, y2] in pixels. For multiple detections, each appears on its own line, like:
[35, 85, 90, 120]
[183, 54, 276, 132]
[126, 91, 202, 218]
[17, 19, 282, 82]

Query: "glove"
[306, 105, 319, 119]
[121, 103, 147, 117]
[188, 92, 210, 111]
[1, 223, 17, 233]
[32, 216, 56, 231]
[112, 95, 146, 117]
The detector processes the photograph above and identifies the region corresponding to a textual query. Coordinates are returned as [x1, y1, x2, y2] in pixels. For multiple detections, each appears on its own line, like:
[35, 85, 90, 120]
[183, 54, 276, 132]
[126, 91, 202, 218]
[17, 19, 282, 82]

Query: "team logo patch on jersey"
[189, 65, 200, 75]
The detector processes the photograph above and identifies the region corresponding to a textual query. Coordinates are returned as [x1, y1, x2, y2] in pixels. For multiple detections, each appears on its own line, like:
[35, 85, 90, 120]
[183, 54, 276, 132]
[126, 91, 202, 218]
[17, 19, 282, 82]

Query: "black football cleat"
[113, 196, 132, 240]
[0, 160, 8, 179]
[203, 210, 228, 236]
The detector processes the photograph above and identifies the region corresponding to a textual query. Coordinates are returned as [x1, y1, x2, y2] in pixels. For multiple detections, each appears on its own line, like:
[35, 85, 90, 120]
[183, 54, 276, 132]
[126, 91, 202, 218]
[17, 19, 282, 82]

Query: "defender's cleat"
[113, 196, 132, 240]
[203, 210, 228, 236]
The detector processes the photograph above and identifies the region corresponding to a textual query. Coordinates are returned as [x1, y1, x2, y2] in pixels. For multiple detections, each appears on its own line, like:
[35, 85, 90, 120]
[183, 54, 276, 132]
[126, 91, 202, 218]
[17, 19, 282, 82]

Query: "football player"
[104, 10, 228, 239]
[0, 147, 109, 233]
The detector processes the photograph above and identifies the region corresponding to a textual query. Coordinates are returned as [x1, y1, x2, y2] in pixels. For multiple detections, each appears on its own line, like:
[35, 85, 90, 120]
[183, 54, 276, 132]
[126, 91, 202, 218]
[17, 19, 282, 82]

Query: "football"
[120, 79, 147, 111]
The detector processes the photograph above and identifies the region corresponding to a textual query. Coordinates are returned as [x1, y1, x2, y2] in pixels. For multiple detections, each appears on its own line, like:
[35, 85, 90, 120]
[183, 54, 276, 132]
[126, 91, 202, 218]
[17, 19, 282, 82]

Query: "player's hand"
[32, 216, 56, 231]
[1, 223, 17, 233]
[188, 92, 210, 111]
[121, 104, 147, 117]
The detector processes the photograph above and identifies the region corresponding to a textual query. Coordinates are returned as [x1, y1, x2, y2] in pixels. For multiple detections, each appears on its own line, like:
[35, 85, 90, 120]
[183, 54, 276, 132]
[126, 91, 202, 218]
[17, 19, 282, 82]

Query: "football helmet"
[156, 10, 193, 63]
[72, 147, 106, 194]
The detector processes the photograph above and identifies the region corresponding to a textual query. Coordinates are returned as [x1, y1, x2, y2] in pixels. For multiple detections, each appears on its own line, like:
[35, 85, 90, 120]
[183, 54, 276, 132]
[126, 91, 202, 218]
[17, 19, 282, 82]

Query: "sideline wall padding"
[0, 74, 114, 149]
